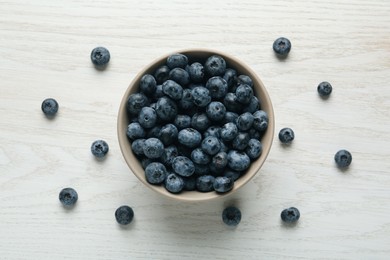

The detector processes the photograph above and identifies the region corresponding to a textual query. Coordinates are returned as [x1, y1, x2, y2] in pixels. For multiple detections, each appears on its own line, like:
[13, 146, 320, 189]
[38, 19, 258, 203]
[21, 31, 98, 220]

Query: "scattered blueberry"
[206, 101, 226, 121]
[165, 173, 185, 193]
[317, 81, 333, 97]
[222, 206, 241, 226]
[145, 162, 167, 184]
[227, 150, 251, 171]
[334, 149, 352, 168]
[201, 136, 221, 156]
[91, 47, 110, 67]
[213, 176, 234, 193]
[206, 76, 228, 99]
[236, 112, 254, 131]
[188, 62, 204, 83]
[191, 86, 211, 107]
[172, 156, 195, 177]
[204, 55, 226, 76]
[139, 74, 157, 97]
[162, 80, 183, 100]
[59, 188, 78, 207]
[131, 138, 146, 156]
[91, 140, 109, 158]
[273, 37, 291, 56]
[236, 84, 253, 104]
[41, 98, 59, 117]
[156, 96, 178, 121]
[143, 138, 164, 159]
[178, 128, 202, 148]
[169, 68, 190, 86]
[159, 124, 178, 146]
[167, 53, 188, 69]
[127, 93, 149, 116]
[196, 175, 215, 192]
[115, 205, 134, 225]
[281, 207, 300, 223]
[279, 128, 295, 144]
[154, 65, 170, 84]
[138, 107, 157, 129]
[191, 113, 210, 131]
[253, 110, 269, 132]
[245, 139, 263, 160]
[191, 148, 211, 165]
[220, 122, 238, 142]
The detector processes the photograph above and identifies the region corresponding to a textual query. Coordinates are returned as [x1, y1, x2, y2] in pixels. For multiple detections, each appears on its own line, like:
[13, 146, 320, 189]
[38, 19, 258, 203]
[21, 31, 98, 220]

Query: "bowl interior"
[118, 49, 274, 202]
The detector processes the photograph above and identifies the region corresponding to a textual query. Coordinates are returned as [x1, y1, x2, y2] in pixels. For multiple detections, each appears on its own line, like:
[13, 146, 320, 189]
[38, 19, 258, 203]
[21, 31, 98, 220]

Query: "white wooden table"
[1, 0, 390, 259]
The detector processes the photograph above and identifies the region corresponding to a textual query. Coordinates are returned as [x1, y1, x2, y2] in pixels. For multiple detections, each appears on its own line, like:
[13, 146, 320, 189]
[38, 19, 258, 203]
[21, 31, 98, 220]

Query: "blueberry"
[59, 188, 78, 207]
[138, 107, 157, 129]
[146, 125, 161, 138]
[273, 37, 291, 56]
[115, 205, 134, 225]
[219, 141, 229, 153]
[160, 145, 179, 167]
[154, 65, 170, 84]
[317, 81, 333, 97]
[213, 176, 234, 193]
[149, 103, 157, 110]
[222, 206, 241, 226]
[236, 112, 254, 131]
[224, 111, 239, 124]
[235, 84, 253, 104]
[220, 122, 238, 142]
[167, 53, 188, 69]
[334, 149, 352, 168]
[194, 163, 210, 175]
[196, 175, 215, 192]
[139, 74, 157, 97]
[156, 96, 178, 121]
[91, 140, 109, 158]
[191, 148, 210, 165]
[201, 136, 221, 156]
[223, 68, 237, 89]
[253, 110, 269, 131]
[242, 96, 261, 113]
[167, 68, 190, 86]
[131, 138, 146, 156]
[174, 114, 192, 130]
[281, 207, 300, 223]
[127, 93, 149, 116]
[162, 80, 183, 100]
[140, 157, 153, 169]
[179, 89, 194, 110]
[232, 132, 250, 150]
[237, 75, 254, 87]
[205, 55, 226, 76]
[248, 128, 262, 140]
[178, 128, 202, 148]
[41, 98, 59, 117]
[143, 138, 164, 159]
[191, 86, 211, 107]
[90, 47, 110, 67]
[224, 170, 241, 181]
[204, 126, 221, 138]
[183, 176, 197, 191]
[278, 127, 295, 144]
[191, 113, 210, 131]
[228, 150, 251, 171]
[165, 173, 185, 193]
[206, 101, 226, 121]
[188, 62, 204, 83]
[145, 162, 167, 184]
[159, 124, 178, 146]
[223, 92, 243, 113]
[153, 84, 164, 99]
[245, 139, 263, 160]
[211, 152, 228, 171]
[206, 76, 228, 99]
[172, 156, 195, 177]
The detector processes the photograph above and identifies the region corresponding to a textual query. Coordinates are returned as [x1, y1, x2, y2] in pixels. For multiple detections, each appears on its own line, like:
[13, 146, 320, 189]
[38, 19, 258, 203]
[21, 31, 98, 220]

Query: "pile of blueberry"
[126, 53, 268, 194]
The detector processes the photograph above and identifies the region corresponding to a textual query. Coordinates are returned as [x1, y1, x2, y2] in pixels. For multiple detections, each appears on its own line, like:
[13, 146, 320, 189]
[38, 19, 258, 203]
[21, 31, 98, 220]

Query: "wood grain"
[1, 0, 390, 259]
